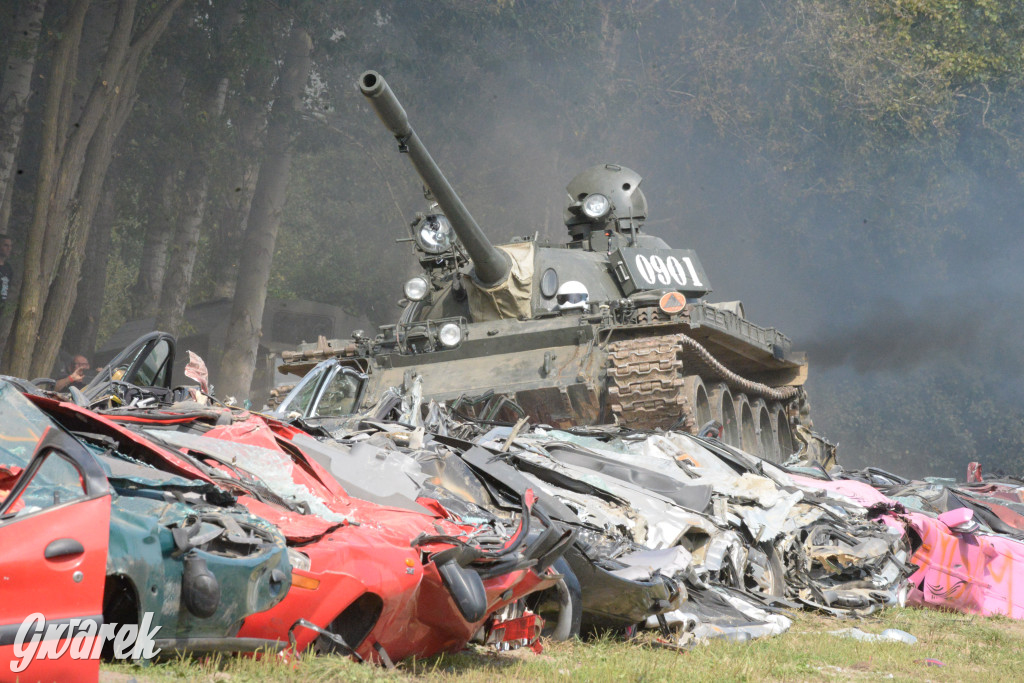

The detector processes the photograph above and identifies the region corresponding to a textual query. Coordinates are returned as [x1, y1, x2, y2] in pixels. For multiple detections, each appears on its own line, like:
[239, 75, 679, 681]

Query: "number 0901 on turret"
[610, 248, 711, 297]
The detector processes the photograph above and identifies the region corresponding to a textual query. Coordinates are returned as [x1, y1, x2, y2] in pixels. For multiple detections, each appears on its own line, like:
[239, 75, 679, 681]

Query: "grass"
[100, 607, 1024, 682]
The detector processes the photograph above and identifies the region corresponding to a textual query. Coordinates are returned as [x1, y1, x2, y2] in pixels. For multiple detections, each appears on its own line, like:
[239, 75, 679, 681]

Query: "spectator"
[54, 354, 91, 392]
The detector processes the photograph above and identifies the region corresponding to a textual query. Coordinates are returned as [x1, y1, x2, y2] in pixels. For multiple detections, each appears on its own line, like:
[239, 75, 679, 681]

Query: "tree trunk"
[209, 49, 269, 301]
[64, 176, 116, 356]
[153, 157, 211, 336]
[37, 0, 133, 290]
[154, 71, 230, 335]
[130, 67, 185, 319]
[150, 0, 242, 329]
[209, 154, 260, 300]
[9, 0, 185, 378]
[0, 0, 48, 236]
[32, 81, 138, 378]
[218, 27, 312, 401]
[132, 163, 178, 318]
[4, 0, 91, 377]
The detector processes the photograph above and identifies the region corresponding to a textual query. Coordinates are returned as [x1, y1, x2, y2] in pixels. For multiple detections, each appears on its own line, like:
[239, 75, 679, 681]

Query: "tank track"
[606, 333, 799, 431]
[606, 337, 691, 430]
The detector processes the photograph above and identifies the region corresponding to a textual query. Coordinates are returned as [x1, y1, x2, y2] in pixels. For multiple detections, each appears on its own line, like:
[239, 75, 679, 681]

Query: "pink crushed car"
[790, 472, 1024, 619]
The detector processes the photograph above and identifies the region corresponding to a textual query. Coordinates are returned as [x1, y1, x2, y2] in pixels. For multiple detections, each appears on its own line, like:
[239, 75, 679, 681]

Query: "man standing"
[0, 235, 12, 318]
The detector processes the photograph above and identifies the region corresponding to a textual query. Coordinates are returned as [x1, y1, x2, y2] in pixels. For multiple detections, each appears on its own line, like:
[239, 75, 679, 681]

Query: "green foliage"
[650, 0, 1024, 248]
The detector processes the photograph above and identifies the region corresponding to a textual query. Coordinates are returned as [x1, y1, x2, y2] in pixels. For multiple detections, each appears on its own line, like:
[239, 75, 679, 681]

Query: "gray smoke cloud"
[803, 298, 984, 373]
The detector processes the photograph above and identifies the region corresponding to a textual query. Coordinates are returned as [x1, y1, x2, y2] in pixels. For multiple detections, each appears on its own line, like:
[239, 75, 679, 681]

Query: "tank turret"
[358, 71, 510, 288]
[564, 164, 648, 246]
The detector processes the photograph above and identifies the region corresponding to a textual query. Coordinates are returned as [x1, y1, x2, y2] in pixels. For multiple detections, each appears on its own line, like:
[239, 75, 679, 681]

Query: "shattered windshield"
[313, 368, 362, 417]
[141, 428, 351, 524]
[0, 381, 58, 469]
[0, 381, 89, 517]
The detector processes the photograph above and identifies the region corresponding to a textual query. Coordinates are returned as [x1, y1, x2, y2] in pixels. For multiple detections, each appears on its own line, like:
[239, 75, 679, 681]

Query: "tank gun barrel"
[358, 71, 510, 287]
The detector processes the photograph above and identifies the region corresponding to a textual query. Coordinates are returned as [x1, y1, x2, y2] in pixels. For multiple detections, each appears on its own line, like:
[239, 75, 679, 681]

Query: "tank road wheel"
[770, 402, 795, 461]
[751, 398, 778, 463]
[735, 394, 760, 457]
[682, 376, 713, 433]
[707, 383, 739, 446]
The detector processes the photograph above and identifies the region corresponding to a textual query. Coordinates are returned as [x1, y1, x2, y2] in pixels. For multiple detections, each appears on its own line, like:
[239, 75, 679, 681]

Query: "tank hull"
[279, 300, 806, 461]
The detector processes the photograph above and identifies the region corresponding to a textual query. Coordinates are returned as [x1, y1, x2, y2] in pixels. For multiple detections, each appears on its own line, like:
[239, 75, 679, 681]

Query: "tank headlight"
[438, 323, 462, 347]
[404, 276, 429, 301]
[582, 193, 611, 219]
[415, 214, 454, 254]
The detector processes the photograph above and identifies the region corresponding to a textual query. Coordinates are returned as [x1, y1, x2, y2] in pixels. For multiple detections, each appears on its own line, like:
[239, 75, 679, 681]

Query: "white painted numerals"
[634, 254, 703, 288]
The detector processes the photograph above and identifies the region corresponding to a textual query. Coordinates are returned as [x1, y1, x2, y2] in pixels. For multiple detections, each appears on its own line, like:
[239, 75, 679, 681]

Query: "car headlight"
[414, 214, 455, 253]
[288, 548, 312, 572]
[404, 276, 429, 301]
[582, 193, 611, 219]
[438, 323, 462, 347]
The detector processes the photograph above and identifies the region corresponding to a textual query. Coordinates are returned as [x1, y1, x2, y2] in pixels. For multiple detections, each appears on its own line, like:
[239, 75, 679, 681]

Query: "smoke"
[802, 297, 984, 373]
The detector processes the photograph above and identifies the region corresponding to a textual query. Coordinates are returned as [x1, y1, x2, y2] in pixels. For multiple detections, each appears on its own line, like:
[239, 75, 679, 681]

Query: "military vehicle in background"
[277, 71, 811, 462]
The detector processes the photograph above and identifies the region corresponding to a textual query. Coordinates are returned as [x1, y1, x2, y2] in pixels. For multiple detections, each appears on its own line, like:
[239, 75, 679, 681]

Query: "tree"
[153, 0, 243, 336]
[63, 171, 117, 355]
[4, 0, 184, 379]
[0, 0, 47, 236]
[129, 66, 185, 320]
[217, 25, 312, 401]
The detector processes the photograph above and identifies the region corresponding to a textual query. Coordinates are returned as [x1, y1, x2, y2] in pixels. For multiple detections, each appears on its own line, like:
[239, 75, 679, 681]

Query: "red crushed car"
[1, 422, 111, 683]
[52, 399, 569, 664]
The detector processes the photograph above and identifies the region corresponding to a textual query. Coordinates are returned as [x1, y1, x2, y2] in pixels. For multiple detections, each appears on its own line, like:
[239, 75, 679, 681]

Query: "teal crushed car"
[0, 381, 293, 657]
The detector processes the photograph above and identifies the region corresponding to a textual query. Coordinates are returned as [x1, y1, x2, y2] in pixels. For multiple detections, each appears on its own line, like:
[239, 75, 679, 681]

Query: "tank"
[277, 71, 812, 462]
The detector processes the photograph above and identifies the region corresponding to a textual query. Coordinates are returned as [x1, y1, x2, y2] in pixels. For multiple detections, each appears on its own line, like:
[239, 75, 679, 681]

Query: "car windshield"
[0, 381, 89, 518]
[0, 380, 57, 470]
[314, 368, 361, 417]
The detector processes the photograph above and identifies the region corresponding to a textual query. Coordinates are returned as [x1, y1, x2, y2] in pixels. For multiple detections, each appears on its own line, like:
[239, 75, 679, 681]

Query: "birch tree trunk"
[4, 0, 90, 376]
[151, 0, 242, 333]
[63, 174, 116, 356]
[208, 151, 260, 300]
[5, 0, 184, 378]
[153, 76, 229, 336]
[208, 83, 268, 301]
[132, 164, 178, 318]
[33, 82, 133, 377]
[31, 0, 185, 378]
[130, 68, 185, 319]
[217, 27, 312, 401]
[0, 0, 47, 236]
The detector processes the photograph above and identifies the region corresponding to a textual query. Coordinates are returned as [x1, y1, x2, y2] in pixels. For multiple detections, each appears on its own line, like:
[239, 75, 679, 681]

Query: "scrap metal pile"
[3, 335, 1024, 680]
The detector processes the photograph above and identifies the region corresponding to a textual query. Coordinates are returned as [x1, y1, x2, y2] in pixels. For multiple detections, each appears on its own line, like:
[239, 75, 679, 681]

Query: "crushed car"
[50, 333, 573, 663]
[1, 395, 111, 683]
[791, 469, 1024, 620]
[1, 381, 293, 682]
[273, 371, 914, 645]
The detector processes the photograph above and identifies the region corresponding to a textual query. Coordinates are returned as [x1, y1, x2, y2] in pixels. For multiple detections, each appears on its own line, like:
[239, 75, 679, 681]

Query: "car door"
[0, 427, 111, 683]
